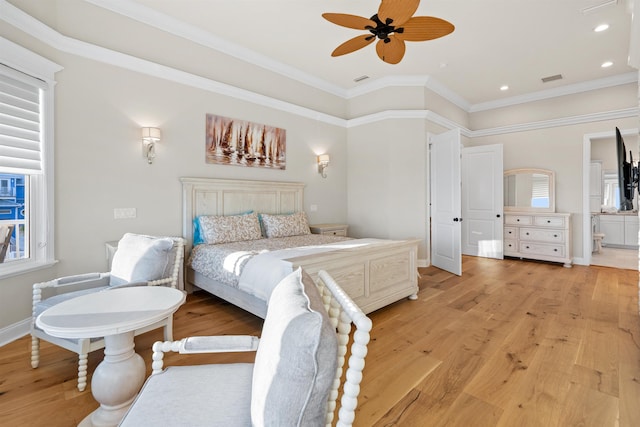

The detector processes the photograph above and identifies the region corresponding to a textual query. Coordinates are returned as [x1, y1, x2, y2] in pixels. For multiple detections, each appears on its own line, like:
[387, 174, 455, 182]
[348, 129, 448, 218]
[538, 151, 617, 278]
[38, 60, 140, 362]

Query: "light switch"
[114, 208, 137, 219]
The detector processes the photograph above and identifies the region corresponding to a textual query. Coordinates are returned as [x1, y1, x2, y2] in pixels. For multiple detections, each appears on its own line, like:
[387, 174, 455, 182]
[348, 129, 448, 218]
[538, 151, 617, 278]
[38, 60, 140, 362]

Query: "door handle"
[496, 214, 501, 218]
[453, 218, 459, 222]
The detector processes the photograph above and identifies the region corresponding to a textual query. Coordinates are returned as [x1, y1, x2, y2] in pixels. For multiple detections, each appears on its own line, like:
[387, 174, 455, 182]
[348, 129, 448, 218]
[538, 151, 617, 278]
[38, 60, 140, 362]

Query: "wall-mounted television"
[616, 127, 638, 211]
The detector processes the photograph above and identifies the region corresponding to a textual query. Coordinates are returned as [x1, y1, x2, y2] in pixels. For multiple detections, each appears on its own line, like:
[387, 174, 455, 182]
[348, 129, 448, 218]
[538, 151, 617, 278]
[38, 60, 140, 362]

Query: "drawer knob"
[526, 232, 530, 235]
[554, 234, 558, 238]
[526, 246, 530, 249]
[517, 219, 520, 222]
[547, 220, 551, 223]
[554, 248, 558, 252]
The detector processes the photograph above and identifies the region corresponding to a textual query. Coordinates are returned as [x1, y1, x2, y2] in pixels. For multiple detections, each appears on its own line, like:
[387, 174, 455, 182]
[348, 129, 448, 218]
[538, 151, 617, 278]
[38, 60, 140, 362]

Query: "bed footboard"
[288, 239, 420, 314]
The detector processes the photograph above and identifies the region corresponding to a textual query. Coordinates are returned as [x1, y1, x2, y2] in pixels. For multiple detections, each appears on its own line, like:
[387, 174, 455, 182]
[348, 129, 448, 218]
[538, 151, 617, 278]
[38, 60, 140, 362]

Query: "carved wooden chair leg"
[78, 353, 88, 392]
[30, 336, 39, 368]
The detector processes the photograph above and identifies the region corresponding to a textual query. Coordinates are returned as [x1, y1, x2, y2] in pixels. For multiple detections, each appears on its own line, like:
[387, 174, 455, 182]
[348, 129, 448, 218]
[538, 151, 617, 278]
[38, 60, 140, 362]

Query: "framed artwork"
[205, 114, 286, 169]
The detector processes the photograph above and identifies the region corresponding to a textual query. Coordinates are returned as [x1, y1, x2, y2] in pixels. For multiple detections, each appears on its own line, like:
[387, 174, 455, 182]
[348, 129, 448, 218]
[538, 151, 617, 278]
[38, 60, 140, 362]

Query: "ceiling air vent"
[353, 75, 369, 82]
[541, 74, 563, 83]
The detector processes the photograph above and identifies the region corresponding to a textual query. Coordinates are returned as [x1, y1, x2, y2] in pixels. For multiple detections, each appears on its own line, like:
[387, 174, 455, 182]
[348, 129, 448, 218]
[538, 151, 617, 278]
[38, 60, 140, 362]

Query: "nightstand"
[309, 224, 349, 237]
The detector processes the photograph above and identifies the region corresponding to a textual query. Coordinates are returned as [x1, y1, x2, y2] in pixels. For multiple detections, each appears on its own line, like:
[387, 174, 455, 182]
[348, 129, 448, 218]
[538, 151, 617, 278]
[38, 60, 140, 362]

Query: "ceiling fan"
[322, 0, 454, 64]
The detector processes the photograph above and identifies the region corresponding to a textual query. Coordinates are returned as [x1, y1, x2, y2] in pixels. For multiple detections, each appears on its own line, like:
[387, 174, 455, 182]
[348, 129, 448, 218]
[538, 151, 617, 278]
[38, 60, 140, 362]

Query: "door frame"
[582, 127, 639, 266]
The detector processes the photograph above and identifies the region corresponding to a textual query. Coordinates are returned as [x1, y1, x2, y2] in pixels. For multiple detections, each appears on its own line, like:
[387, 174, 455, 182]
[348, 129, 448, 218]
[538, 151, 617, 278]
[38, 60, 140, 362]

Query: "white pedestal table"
[36, 286, 186, 427]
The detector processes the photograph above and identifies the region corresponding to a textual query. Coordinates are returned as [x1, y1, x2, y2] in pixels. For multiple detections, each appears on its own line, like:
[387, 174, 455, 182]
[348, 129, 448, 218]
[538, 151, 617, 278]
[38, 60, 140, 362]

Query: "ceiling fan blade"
[396, 16, 455, 41]
[378, 0, 420, 26]
[322, 13, 376, 30]
[331, 34, 376, 57]
[375, 35, 406, 64]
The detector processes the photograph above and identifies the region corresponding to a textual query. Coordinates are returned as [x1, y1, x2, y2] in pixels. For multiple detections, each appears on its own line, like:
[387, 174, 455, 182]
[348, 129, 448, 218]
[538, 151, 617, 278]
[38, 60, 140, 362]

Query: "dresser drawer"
[519, 241, 565, 258]
[534, 216, 566, 227]
[504, 226, 517, 239]
[321, 229, 347, 236]
[519, 227, 565, 243]
[504, 239, 518, 254]
[505, 215, 533, 225]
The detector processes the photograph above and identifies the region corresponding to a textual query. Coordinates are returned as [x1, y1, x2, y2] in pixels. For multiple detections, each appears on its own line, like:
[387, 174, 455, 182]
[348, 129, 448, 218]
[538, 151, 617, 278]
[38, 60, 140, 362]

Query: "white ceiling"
[102, 0, 636, 108]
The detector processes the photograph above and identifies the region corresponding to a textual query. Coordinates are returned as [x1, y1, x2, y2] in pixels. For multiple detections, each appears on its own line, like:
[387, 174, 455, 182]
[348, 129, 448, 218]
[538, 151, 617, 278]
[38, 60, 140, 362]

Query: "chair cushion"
[109, 233, 174, 286]
[251, 267, 338, 427]
[120, 363, 254, 427]
[34, 286, 110, 318]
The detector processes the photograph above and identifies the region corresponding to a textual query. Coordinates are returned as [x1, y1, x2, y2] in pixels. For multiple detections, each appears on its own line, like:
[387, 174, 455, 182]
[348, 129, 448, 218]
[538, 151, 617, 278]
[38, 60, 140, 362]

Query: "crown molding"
[469, 72, 639, 112]
[347, 110, 473, 138]
[83, 0, 348, 98]
[0, 36, 63, 82]
[470, 107, 640, 138]
[346, 75, 471, 111]
[0, 1, 346, 127]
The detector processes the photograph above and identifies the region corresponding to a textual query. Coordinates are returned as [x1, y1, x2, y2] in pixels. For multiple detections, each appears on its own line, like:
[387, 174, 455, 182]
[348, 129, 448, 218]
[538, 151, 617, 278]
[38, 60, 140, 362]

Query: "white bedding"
[238, 238, 383, 300]
[188, 235, 382, 302]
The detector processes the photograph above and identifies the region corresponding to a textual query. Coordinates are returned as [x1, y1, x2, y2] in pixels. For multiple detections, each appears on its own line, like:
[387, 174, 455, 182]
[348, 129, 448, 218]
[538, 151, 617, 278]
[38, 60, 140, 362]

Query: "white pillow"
[198, 212, 262, 244]
[259, 212, 311, 238]
[109, 233, 174, 286]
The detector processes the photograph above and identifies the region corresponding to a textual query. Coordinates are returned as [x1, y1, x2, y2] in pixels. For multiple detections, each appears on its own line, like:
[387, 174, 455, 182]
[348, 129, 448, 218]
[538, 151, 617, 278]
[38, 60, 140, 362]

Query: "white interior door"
[430, 129, 462, 275]
[462, 144, 504, 259]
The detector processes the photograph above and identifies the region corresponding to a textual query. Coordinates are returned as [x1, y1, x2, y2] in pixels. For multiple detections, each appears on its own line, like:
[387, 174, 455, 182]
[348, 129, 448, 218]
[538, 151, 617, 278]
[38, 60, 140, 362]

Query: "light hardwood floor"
[1, 256, 639, 426]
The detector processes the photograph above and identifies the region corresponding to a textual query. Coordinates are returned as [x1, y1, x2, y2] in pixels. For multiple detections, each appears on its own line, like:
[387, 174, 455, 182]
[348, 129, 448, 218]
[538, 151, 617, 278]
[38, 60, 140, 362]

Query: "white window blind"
[531, 174, 549, 199]
[0, 64, 43, 174]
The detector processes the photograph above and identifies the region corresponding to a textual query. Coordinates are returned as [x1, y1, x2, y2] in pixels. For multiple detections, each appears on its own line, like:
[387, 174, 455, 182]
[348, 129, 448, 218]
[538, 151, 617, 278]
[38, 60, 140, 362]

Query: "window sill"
[0, 260, 58, 280]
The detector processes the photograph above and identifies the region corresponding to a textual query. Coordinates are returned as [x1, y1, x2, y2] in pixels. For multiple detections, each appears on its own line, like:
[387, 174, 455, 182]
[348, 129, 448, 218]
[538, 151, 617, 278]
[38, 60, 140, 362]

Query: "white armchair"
[119, 268, 372, 427]
[30, 233, 185, 392]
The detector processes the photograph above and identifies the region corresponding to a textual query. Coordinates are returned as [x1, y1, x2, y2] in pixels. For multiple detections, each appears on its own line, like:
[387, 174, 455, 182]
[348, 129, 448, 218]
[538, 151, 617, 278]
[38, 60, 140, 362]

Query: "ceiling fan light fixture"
[323, 0, 454, 64]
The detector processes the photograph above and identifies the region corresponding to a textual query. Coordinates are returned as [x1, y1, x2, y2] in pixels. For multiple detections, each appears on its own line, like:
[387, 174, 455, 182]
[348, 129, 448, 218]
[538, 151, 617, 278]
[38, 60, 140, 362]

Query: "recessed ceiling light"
[601, 61, 613, 68]
[594, 23, 610, 32]
[500, 85, 509, 91]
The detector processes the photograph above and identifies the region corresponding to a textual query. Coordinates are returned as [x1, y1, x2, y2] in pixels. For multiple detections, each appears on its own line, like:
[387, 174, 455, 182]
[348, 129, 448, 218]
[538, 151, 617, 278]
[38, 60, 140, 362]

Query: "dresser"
[504, 212, 572, 268]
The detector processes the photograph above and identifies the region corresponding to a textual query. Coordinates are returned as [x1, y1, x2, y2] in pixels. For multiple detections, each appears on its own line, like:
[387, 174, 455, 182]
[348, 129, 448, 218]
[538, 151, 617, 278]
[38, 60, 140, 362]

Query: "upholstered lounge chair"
[30, 233, 185, 392]
[119, 268, 372, 427]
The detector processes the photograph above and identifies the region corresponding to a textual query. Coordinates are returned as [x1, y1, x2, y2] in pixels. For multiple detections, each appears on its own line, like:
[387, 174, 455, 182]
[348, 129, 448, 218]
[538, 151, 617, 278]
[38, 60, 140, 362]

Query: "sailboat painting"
[205, 114, 286, 169]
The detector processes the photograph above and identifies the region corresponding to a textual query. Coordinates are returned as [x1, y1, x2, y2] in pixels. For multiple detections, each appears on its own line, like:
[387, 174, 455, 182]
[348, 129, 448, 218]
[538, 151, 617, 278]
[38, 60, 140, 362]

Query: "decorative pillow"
[192, 217, 204, 246]
[251, 267, 338, 426]
[198, 212, 262, 245]
[109, 233, 174, 286]
[193, 211, 254, 246]
[260, 212, 311, 238]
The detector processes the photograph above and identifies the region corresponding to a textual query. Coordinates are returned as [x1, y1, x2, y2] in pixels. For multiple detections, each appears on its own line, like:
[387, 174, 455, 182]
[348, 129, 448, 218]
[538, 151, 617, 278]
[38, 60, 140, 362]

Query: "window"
[0, 38, 61, 277]
[530, 173, 550, 208]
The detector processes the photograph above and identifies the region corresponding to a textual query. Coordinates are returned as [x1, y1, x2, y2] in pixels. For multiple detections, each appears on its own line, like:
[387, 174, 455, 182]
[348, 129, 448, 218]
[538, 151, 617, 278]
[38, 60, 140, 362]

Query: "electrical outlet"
[114, 208, 137, 219]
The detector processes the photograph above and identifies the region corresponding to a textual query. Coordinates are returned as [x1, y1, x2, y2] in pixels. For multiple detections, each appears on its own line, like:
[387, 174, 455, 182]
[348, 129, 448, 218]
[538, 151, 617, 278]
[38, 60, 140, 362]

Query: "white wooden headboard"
[180, 177, 305, 252]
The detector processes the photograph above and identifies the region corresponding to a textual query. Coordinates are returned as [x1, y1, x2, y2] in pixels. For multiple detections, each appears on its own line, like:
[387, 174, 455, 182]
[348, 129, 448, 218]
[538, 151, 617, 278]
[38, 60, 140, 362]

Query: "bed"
[181, 177, 419, 318]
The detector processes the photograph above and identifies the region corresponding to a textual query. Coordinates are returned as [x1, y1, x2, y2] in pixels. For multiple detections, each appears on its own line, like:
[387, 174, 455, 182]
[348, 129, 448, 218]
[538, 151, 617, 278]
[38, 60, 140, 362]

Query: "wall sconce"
[317, 154, 330, 178]
[141, 127, 161, 164]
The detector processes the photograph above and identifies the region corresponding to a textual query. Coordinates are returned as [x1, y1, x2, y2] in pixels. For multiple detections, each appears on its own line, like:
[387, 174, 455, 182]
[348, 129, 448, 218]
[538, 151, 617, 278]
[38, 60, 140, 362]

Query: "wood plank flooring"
[1, 256, 639, 426]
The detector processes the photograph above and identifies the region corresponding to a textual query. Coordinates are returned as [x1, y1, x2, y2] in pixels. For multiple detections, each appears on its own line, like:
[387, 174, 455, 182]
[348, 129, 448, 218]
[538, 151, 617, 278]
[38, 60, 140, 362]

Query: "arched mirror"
[504, 168, 555, 212]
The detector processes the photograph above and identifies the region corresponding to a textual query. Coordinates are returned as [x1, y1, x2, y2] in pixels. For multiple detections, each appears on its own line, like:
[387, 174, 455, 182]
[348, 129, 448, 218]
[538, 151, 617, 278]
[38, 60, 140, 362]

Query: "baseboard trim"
[0, 318, 30, 347]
